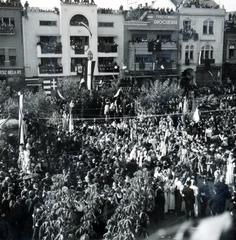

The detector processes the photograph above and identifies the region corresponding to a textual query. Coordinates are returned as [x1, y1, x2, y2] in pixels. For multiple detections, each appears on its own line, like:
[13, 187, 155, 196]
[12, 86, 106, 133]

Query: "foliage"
[103, 170, 155, 240]
[57, 77, 80, 101]
[1, 89, 57, 119]
[137, 80, 183, 115]
[33, 175, 80, 240]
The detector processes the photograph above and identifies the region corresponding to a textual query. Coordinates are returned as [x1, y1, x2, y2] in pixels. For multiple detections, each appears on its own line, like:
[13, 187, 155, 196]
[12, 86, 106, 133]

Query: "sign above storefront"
[0, 69, 23, 76]
[153, 15, 178, 25]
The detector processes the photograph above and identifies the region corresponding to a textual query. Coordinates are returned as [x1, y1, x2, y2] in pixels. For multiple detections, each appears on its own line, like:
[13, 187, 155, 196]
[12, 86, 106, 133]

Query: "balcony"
[161, 41, 177, 50]
[180, 28, 199, 41]
[39, 64, 63, 74]
[98, 63, 119, 73]
[0, 25, 15, 35]
[98, 44, 118, 53]
[200, 59, 215, 65]
[37, 42, 62, 58]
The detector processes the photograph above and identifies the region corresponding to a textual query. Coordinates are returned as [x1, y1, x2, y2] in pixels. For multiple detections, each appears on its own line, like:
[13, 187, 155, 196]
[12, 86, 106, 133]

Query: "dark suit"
[182, 185, 195, 219]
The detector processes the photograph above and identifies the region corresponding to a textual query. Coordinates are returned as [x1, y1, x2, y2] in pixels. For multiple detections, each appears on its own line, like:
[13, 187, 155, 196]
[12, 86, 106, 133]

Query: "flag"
[198, 50, 202, 65]
[183, 96, 188, 114]
[114, 88, 122, 98]
[69, 101, 74, 133]
[193, 107, 200, 123]
[18, 92, 25, 171]
[42, 78, 57, 95]
[18, 92, 24, 145]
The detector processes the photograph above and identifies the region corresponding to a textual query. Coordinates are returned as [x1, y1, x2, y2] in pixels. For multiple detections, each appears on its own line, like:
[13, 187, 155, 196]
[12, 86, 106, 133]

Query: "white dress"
[225, 155, 235, 185]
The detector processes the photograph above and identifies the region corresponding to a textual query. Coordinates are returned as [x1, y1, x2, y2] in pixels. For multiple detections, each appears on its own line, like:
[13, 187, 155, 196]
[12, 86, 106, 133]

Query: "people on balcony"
[37, 41, 62, 54]
[98, 40, 118, 53]
[98, 61, 119, 73]
[0, 22, 15, 34]
[39, 63, 63, 74]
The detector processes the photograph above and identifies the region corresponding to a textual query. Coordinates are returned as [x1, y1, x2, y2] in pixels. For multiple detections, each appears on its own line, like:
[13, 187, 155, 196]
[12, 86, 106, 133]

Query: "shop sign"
[0, 69, 23, 76]
[153, 15, 178, 25]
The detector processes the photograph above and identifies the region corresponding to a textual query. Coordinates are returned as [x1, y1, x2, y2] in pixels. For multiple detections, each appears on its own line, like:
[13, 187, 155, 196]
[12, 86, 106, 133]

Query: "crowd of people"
[0, 82, 236, 239]
[181, 0, 220, 9]
[0, 0, 21, 8]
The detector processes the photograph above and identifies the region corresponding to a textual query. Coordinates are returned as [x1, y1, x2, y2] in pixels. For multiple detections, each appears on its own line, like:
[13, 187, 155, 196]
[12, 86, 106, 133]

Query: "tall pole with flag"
[18, 92, 24, 145]
[69, 101, 74, 133]
[18, 92, 25, 169]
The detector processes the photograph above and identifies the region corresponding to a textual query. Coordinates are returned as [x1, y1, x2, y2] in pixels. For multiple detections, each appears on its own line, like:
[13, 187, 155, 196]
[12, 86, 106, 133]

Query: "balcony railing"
[0, 25, 15, 34]
[39, 65, 63, 74]
[41, 42, 62, 54]
[38, 42, 62, 54]
[200, 59, 215, 65]
[98, 44, 118, 53]
[98, 64, 119, 73]
[180, 28, 199, 41]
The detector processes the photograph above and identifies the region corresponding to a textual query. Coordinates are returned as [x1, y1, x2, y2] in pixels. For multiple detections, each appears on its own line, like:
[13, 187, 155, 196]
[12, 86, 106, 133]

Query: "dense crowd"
[0, 85, 236, 239]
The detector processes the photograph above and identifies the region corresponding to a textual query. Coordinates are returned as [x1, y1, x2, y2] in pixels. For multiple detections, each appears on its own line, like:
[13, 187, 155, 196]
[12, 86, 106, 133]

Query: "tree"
[137, 80, 183, 115]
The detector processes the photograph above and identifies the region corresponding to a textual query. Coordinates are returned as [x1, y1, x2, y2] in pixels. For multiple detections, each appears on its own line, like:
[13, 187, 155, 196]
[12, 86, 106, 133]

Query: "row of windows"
[184, 45, 214, 63]
[183, 19, 214, 35]
[39, 20, 114, 28]
[0, 48, 16, 66]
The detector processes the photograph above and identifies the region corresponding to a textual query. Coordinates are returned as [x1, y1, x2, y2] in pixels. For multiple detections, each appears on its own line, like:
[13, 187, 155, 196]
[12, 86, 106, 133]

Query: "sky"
[21, 0, 236, 11]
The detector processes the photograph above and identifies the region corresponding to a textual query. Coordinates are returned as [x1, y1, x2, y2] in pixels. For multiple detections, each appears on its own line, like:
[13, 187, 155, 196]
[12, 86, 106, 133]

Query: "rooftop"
[0, 0, 22, 8]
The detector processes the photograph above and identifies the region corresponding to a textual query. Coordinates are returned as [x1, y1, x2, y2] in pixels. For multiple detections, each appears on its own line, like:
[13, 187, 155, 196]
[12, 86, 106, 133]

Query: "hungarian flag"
[42, 78, 57, 95]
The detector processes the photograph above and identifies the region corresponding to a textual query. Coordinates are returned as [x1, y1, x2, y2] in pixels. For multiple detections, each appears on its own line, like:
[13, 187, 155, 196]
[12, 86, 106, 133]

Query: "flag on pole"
[18, 92, 25, 171]
[193, 107, 200, 123]
[114, 88, 122, 98]
[69, 101, 74, 133]
[18, 92, 24, 145]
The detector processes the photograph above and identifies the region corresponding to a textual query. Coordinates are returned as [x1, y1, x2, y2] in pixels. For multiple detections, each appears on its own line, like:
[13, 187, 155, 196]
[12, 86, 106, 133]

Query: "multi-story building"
[0, 1, 24, 89]
[223, 12, 236, 85]
[22, 0, 124, 91]
[123, 0, 179, 87]
[178, 0, 225, 86]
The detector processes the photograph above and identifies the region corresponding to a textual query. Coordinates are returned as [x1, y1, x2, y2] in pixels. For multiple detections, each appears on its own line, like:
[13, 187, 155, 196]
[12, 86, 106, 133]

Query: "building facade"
[178, 0, 225, 86]
[0, 1, 24, 89]
[223, 12, 236, 85]
[123, 5, 179, 87]
[22, 1, 124, 91]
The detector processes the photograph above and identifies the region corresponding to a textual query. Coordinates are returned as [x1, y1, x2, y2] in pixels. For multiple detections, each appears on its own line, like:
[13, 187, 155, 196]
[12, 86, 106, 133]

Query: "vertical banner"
[69, 101, 74, 133]
[18, 92, 24, 145]
[87, 60, 92, 90]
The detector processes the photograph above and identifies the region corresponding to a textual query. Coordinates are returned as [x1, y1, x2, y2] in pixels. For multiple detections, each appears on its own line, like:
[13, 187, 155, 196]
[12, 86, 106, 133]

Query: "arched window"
[185, 45, 194, 65]
[203, 20, 214, 35]
[70, 14, 89, 26]
[201, 45, 214, 60]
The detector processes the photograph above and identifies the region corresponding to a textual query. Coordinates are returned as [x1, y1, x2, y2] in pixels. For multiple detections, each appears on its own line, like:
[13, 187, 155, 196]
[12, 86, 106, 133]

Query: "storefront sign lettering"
[0, 69, 22, 76]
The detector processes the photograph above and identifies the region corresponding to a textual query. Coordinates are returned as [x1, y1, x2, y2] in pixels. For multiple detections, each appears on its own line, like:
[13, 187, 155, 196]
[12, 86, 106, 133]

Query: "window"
[8, 49, 16, 66]
[98, 22, 114, 27]
[132, 33, 147, 42]
[39, 21, 57, 26]
[183, 20, 191, 30]
[203, 20, 214, 35]
[201, 45, 213, 59]
[0, 49, 5, 66]
[185, 45, 194, 65]
[0, 17, 15, 27]
[70, 15, 89, 26]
